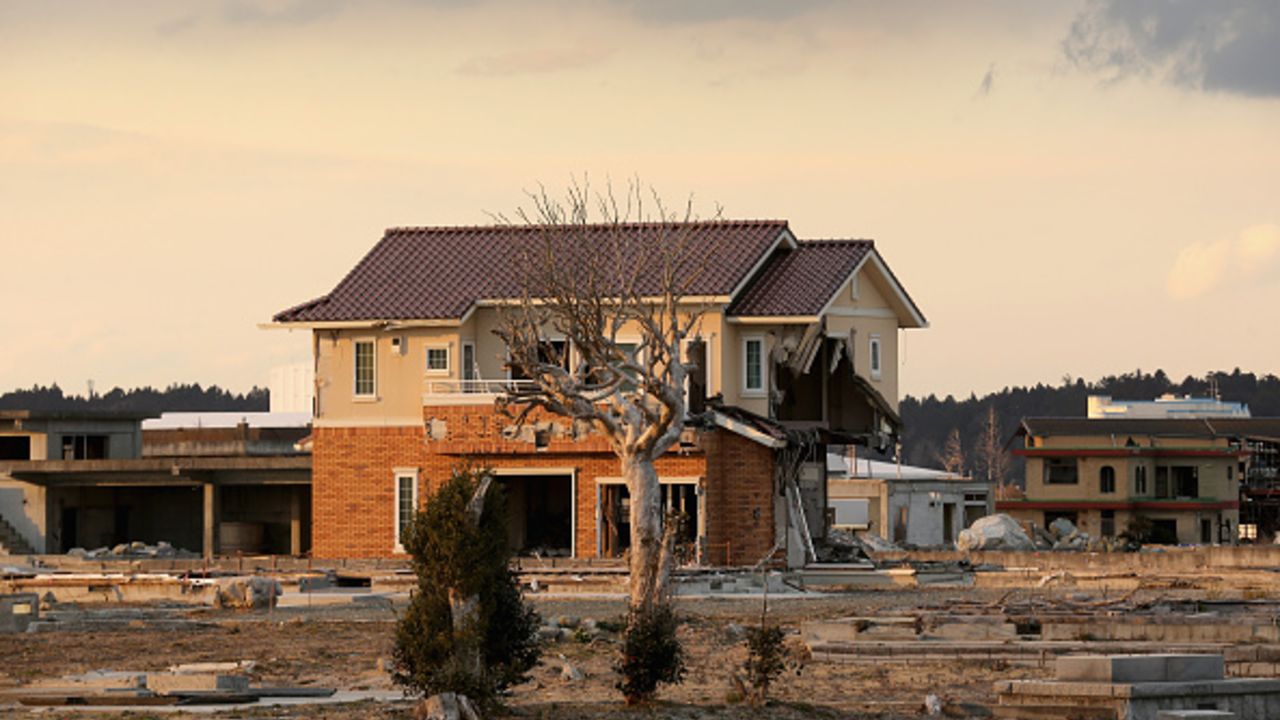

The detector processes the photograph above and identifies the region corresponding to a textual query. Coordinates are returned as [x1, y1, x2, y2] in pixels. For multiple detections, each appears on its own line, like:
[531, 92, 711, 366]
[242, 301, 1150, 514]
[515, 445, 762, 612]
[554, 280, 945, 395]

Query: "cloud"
[1064, 0, 1280, 98]
[222, 0, 348, 27]
[1167, 224, 1280, 299]
[614, 0, 834, 25]
[457, 46, 612, 76]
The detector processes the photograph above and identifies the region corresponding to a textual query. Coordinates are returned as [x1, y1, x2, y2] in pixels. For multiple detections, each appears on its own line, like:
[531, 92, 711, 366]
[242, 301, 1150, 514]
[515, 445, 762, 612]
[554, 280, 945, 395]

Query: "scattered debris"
[213, 576, 282, 610]
[66, 541, 199, 560]
[0, 665, 334, 707]
[956, 514, 1035, 552]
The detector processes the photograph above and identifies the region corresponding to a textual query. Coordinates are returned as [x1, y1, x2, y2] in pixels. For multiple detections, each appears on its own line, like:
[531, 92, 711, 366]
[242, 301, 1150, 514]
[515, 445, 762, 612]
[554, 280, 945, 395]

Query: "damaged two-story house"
[271, 220, 926, 565]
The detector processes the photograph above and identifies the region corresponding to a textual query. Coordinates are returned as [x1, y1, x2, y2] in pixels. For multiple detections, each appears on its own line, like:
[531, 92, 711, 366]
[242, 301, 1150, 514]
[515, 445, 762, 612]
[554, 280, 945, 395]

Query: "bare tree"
[972, 405, 1010, 494]
[494, 179, 718, 612]
[937, 427, 966, 476]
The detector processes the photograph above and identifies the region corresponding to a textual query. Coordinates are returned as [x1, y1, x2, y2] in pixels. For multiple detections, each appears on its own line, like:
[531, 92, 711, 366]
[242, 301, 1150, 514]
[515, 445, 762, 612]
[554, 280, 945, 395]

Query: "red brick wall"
[312, 405, 779, 563]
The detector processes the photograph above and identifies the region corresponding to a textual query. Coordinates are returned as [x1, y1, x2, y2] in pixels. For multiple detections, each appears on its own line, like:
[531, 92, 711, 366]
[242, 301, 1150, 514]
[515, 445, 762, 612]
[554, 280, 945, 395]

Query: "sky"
[2, 0, 1278, 400]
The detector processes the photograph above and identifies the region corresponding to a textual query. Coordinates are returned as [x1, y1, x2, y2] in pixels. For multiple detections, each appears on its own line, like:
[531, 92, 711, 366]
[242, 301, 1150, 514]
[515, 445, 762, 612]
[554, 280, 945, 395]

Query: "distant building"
[826, 450, 992, 548]
[0, 411, 311, 557]
[1087, 394, 1250, 419]
[999, 417, 1280, 545]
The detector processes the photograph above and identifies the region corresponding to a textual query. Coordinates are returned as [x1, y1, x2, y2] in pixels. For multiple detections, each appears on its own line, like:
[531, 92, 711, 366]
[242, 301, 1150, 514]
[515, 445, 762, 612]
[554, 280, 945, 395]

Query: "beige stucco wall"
[315, 327, 461, 424]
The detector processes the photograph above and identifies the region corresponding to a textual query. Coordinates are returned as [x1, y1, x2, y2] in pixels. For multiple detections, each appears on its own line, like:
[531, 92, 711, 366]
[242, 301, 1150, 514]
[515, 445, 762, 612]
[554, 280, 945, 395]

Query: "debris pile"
[66, 541, 199, 560]
[214, 576, 282, 610]
[956, 514, 1035, 552]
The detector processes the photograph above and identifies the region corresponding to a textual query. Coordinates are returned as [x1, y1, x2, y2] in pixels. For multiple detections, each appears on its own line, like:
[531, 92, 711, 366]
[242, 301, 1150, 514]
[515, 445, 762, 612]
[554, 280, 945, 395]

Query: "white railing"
[424, 378, 538, 396]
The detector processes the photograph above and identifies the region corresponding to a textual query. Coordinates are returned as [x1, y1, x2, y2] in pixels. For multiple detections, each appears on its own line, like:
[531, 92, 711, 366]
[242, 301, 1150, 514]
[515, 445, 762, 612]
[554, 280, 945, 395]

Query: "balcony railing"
[424, 378, 538, 397]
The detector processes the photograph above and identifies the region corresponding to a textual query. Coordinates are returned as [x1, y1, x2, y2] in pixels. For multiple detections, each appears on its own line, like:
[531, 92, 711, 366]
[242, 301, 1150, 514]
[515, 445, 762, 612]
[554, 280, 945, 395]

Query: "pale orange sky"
[2, 0, 1278, 399]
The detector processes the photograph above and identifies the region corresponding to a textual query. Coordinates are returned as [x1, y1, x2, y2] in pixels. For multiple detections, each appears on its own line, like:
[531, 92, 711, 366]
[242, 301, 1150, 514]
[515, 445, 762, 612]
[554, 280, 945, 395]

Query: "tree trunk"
[448, 476, 493, 678]
[624, 453, 669, 609]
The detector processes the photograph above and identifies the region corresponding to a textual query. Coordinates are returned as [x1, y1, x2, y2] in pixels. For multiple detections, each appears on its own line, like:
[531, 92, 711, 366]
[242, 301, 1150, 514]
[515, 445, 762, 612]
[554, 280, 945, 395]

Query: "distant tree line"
[0, 383, 269, 414]
[900, 369, 1280, 487]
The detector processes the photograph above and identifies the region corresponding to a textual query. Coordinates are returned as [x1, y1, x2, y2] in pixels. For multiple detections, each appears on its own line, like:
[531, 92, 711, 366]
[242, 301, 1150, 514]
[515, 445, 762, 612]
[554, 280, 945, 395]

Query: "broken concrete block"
[213, 576, 282, 609]
[1056, 654, 1225, 684]
[146, 672, 250, 695]
[0, 593, 39, 634]
[957, 514, 1035, 552]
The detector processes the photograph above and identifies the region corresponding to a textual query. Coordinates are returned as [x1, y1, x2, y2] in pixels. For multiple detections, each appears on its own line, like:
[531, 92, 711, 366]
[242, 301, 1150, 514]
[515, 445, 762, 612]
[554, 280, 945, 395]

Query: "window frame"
[425, 343, 451, 375]
[353, 337, 377, 399]
[741, 335, 765, 396]
[1043, 458, 1079, 485]
[1099, 465, 1116, 494]
[869, 334, 883, 380]
[1134, 465, 1148, 495]
[393, 468, 419, 554]
[461, 341, 477, 384]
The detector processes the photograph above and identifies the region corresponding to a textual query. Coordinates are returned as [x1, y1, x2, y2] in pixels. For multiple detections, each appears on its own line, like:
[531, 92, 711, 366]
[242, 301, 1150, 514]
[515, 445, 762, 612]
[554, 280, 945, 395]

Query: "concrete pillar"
[289, 487, 303, 556]
[202, 482, 220, 559]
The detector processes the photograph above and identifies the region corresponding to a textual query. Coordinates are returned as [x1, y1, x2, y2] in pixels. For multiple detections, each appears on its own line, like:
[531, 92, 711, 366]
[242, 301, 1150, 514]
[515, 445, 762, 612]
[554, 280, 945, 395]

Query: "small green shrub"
[392, 467, 540, 706]
[614, 602, 685, 704]
[742, 624, 787, 704]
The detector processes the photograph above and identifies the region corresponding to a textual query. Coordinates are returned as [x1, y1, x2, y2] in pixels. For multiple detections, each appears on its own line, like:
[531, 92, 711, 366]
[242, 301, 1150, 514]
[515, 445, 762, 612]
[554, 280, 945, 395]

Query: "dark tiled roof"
[274, 221, 790, 322]
[726, 240, 873, 317]
[1019, 417, 1280, 440]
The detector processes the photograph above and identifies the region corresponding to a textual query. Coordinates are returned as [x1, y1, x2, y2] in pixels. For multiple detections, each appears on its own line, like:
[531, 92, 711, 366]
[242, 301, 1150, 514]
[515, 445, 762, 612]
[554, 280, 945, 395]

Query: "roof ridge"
[383, 219, 789, 234]
[796, 238, 876, 244]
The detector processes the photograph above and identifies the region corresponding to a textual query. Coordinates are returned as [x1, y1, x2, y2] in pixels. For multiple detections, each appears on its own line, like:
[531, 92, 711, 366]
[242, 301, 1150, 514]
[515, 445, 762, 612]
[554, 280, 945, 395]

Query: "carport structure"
[2, 456, 311, 557]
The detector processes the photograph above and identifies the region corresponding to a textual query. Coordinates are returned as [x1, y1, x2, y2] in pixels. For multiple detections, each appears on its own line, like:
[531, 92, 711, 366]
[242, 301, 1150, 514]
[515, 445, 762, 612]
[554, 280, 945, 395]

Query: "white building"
[269, 363, 315, 414]
[827, 451, 992, 548]
[1087, 394, 1250, 419]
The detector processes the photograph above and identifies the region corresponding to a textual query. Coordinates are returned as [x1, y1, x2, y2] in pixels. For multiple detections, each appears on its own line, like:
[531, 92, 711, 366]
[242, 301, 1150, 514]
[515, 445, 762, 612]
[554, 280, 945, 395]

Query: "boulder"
[213, 576, 282, 609]
[1048, 517, 1077, 539]
[956, 514, 1035, 552]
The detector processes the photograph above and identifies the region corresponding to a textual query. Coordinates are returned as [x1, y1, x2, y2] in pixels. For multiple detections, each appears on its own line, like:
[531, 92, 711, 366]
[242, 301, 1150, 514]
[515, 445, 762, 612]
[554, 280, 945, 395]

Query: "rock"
[725, 622, 747, 641]
[956, 514, 1035, 552]
[560, 660, 583, 682]
[537, 626, 562, 642]
[416, 692, 480, 720]
[111, 543, 129, 555]
[556, 615, 580, 629]
[1048, 517, 1077, 539]
[130, 540, 147, 551]
[581, 618, 598, 632]
[924, 692, 942, 716]
[213, 576, 282, 609]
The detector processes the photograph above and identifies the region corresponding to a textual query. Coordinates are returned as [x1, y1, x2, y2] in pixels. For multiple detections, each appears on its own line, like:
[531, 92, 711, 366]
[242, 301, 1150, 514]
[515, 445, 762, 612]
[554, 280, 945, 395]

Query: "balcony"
[422, 378, 537, 405]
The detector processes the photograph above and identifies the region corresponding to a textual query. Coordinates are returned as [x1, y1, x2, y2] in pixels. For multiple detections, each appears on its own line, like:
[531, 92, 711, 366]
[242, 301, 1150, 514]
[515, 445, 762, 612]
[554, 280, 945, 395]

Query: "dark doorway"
[685, 339, 707, 415]
[1149, 519, 1179, 544]
[498, 474, 573, 557]
[1201, 518, 1212, 544]
[60, 507, 79, 552]
[942, 503, 956, 544]
[599, 483, 698, 560]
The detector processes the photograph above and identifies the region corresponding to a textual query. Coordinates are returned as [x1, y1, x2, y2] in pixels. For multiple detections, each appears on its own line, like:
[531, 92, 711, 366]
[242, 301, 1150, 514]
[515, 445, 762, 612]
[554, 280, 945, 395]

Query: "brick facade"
[311, 405, 780, 563]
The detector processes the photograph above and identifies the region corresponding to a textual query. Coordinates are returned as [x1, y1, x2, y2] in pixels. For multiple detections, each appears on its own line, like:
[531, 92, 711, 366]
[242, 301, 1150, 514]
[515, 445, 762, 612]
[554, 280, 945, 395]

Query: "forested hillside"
[0, 383, 268, 414]
[900, 369, 1280, 485]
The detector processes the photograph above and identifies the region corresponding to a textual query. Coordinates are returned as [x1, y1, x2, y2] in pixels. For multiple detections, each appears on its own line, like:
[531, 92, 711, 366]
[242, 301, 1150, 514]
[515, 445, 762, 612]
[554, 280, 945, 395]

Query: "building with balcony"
[999, 417, 1280, 545]
[271, 220, 927, 564]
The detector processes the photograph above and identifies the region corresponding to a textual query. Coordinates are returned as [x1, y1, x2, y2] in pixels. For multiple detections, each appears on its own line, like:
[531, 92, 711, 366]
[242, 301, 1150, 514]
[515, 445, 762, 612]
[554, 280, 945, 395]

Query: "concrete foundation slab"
[0, 592, 39, 633]
[1057, 655, 1224, 683]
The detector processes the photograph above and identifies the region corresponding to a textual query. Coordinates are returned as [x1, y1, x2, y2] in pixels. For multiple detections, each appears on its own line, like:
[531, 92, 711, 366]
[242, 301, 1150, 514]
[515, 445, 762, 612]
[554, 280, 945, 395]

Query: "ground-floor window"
[1100, 510, 1115, 537]
[394, 470, 418, 553]
[497, 473, 574, 558]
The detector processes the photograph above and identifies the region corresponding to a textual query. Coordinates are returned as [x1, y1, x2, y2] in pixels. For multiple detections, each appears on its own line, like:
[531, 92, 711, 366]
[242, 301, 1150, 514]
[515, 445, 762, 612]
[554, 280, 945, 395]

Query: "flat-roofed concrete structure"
[1, 411, 312, 557]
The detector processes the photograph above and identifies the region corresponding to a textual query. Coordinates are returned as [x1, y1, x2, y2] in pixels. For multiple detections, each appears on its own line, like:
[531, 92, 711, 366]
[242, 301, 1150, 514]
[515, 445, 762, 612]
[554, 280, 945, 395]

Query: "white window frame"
[393, 468, 419, 554]
[869, 334, 882, 380]
[353, 337, 377, 399]
[742, 335, 765, 396]
[425, 343, 451, 375]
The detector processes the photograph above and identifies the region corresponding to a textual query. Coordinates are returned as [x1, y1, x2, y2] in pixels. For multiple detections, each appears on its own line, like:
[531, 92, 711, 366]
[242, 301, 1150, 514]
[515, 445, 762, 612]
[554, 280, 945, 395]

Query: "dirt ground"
[0, 589, 1051, 718]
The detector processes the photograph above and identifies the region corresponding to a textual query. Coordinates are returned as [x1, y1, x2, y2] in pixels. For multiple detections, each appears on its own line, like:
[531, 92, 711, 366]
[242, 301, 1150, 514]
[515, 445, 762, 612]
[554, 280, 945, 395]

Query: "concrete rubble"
[0, 664, 334, 707]
[213, 575, 283, 609]
[67, 540, 199, 560]
[996, 654, 1274, 719]
[957, 514, 1036, 552]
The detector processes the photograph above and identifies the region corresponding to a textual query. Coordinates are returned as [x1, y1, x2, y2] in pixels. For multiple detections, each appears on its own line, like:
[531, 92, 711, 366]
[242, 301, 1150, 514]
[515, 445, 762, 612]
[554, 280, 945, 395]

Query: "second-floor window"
[425, 345, 449, 374]
[1044, 458, 1078, 485]
[743, 337, 764, 393]
[354, 339, 376, 397]
[869, 335, 882, 379]
[1100, 465, 1116, 494]
[1135, 465, 1148, 494]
